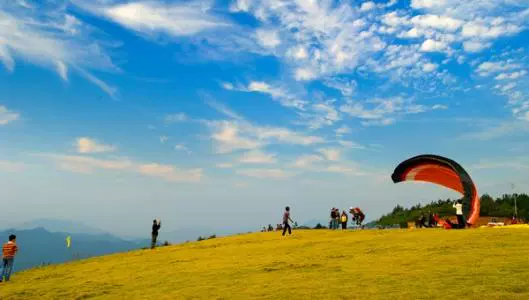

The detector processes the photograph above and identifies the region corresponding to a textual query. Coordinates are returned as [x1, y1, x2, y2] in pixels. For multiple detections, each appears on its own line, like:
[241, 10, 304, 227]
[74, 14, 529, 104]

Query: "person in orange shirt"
[1, 234, 18, 282]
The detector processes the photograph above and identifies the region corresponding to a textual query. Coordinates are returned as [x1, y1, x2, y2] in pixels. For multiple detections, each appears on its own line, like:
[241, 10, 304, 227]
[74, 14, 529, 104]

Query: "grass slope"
[2, 228, 529, 299]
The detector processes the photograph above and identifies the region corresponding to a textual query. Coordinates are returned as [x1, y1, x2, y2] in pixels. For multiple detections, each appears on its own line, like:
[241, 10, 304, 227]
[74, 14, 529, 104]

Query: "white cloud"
[255, 29, 281, 48]
[463, 41, 490, 53]
[432, 104, 448, 110]
[295, 68, 317, 81]
[293, 155, 324, 169]
[422, 62, 438, 72]
[361, 118, 396, 126]
[164, 113, 188, 124]
[138, 163, 202, 183]
[230, 0, 252, 12]
[0, 105, 20, 125]
[238, 150, 277, 164]
[495, 71, 527, 80]
[216, 163, 233, 169]
[230, 81, 307, 110]
[420, 39, 447, 52]
[476, 61, 521, 76]
[461, 21, 521, 39]
[38, 153, 201, 182]
[0, 5, 118, 96]
[39, 154, 132, 174]
[236, 168, 292, 179]
[160, 136, 169, 143]
[411, 0, 448, 9]
[335, 125, 352, 136]
[360, 2, 376, 12]
[302, 101, 341, 129]
[76, 1, 231, 37]
[323, 78, 357, 96]
[410, 14, 462, 31]
[290, 46, 309, 60]
[206, 102, 324, 153]
[76, 137, 116, 154]
[338, 140, 365, 149]
[318, 148, 341, 161]
[174, 143, 191, 154]
[0, 161, 25, 172]
[326, 165, 355, 174]
[211, 122, 262, 154]
[340, 97, 438, 125]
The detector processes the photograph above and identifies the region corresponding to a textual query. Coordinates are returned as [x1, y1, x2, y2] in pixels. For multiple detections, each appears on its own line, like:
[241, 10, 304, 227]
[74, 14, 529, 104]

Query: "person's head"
[9, 234, 16, 242]
[153, 219, 157, 224]
[285, 206, 290, 211]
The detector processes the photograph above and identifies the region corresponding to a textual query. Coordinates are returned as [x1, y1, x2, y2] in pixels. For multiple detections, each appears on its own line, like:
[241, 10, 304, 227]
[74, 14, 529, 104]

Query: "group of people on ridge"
[330, 207, 365, 229]
[417, 200, 467, 229]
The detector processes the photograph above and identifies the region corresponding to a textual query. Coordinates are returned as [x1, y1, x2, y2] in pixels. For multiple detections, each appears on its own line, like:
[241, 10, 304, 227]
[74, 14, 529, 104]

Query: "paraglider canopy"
[391, 154, 480, 225]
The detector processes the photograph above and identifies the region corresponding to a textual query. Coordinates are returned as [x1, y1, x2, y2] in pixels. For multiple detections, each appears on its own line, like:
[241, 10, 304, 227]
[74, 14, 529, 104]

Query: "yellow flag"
[66, 236, 71, 248]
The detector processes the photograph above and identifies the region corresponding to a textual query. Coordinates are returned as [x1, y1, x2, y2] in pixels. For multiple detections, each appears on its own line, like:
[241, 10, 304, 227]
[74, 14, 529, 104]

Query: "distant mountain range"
[0, 219, 152, 272]
[15, 219, 109, 235]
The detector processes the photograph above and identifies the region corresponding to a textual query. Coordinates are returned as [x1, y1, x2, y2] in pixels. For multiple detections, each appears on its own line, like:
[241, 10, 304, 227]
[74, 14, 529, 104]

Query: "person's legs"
[457, 215, 465, 228]
[2, 259, 14, 282]
[6, 259, 14, 281]
[151, 234, 157, 249]
[287, 223, 292, 235]
[282, 223, 287, 236]
[1, 258, 7, 282]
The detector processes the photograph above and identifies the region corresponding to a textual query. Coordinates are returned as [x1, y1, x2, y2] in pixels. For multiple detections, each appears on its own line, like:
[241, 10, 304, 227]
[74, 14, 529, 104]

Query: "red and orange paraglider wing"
[391, 155, 480, 225]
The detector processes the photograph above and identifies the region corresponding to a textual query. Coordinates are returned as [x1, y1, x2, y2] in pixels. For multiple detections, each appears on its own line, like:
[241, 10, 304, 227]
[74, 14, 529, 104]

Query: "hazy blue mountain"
[15, 219, 108, 235]
[0, 228, 145, 272]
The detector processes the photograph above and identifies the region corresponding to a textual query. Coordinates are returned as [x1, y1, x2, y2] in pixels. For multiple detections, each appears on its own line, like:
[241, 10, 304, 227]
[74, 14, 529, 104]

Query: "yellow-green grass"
[2, 228, 529, 299]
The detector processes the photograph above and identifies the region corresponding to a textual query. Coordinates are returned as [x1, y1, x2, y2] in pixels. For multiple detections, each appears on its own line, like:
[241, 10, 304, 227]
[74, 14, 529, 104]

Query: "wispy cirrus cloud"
[236, 168, 293, 180]
[0, 2, 119, 96]
[238, 150, 277, 164]
[76, 137, 116, 154]
[0, 105, 20, 125]
[340, 96, 445, 126]
[221, 81, 307, 110]
[73, 0, 231, 38]
[36, 153, 202, 183]
[205, 101, 325, 153]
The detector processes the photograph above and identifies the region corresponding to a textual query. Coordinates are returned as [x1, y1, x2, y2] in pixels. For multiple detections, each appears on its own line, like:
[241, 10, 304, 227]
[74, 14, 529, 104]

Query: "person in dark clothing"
[418, 214, 427, 228]
[427, 211, 435, 227]
[151, 219, 161, 249]
[282, 206, 293, 236]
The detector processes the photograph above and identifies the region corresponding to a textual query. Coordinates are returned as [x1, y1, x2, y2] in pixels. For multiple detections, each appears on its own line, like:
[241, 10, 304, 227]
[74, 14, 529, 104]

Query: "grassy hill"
[2, 228, 529, 299]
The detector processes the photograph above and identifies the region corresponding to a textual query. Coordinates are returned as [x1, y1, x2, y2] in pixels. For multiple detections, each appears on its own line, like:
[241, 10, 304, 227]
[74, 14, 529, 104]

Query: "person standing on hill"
[151, 219, 161, 249]
[282, 206, 293, 236]
[453, 200, 465, 228]
[1, 234, 18, 282]
[341, 211, 348, 230]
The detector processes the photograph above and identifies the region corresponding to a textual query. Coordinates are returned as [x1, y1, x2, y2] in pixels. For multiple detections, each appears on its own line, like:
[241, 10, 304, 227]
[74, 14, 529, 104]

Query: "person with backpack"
[340, 211, 348, 230]
[151, 219, 161, 249]
[1, 234, 18, 282]
[282, 206, 294, 236]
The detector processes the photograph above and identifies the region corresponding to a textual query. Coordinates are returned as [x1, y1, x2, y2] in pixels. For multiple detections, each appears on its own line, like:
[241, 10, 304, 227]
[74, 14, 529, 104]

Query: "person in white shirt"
[453, 200, 465, 228]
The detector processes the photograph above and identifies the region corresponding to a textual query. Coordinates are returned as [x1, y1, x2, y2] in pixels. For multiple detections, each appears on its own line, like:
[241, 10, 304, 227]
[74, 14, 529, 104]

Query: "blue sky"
[1, 0, 529, 237]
